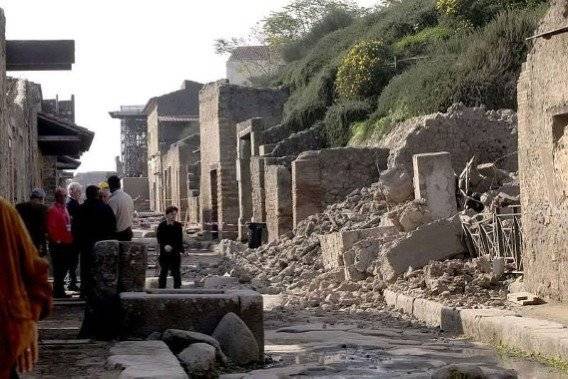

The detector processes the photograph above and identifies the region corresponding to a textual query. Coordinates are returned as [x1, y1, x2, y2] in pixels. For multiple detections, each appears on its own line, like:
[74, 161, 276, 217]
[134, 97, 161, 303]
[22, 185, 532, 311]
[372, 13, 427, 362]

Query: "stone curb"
[384, 290, 568, 361]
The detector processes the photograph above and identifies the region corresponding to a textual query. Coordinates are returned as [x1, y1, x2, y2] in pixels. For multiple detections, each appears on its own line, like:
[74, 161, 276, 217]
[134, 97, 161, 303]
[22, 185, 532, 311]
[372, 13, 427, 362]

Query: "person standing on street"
[0, 197, 52, 378]
[46, 187, 74, 298]
[66, 182, 82, 292]
[107, 175, 134, 241]
[75, 185, 117, 299]
[15, 188, 49, 257]
[156, 206, 183, 289]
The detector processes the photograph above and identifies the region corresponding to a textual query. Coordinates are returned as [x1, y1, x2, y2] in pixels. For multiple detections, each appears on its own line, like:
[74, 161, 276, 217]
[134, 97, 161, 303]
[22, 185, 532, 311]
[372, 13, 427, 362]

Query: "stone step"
[40, 338, 92, 346]
[53, 299, 85, 306]
[39, 326, 81, 341]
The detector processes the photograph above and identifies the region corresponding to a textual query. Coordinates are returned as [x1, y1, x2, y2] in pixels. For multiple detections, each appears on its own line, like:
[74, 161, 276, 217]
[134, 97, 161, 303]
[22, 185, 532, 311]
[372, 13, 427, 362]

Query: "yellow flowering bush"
[335, 39, 390, 100]
[436, 0, 462, 15]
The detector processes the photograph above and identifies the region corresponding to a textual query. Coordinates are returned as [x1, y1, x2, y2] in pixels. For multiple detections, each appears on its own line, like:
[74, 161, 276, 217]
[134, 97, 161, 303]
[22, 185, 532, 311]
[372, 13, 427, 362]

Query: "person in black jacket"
[15, 188, 48, 256]
[156, 206, 183, 289]
[75, 185, 117, 298]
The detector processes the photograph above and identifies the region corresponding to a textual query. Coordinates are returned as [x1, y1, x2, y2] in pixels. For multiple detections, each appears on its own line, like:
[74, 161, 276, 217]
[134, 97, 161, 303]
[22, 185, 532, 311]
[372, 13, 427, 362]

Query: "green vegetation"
[335, 40, 392, 100]
[495, 343, 568, 374]
[222, 0, 548, 146]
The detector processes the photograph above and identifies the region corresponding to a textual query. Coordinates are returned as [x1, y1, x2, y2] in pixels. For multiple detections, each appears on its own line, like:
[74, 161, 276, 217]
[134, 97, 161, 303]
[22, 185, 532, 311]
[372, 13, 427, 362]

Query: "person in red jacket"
[47, 187, 74, 298]
[0, 197, 52, 378]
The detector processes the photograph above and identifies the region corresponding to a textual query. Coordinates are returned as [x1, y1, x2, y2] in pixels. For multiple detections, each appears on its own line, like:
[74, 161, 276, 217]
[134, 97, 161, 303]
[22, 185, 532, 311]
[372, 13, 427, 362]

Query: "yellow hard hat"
[99, 181, 109, 190]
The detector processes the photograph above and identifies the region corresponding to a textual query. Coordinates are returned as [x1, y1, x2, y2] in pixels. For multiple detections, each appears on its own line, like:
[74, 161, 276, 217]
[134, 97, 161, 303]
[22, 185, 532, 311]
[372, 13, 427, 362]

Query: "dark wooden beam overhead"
[6, 40, 75, 71]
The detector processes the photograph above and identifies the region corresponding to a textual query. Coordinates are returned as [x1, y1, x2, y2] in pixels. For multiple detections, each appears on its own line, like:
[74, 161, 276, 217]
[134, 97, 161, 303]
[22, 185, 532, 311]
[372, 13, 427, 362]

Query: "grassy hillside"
[265, 0, 547, 147]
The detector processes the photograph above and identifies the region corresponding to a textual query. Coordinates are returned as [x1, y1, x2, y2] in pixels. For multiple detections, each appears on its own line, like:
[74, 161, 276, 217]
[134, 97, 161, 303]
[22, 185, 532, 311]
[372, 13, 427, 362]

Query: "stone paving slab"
[106, 341, 187, 378]
[384, 289, 568, 362]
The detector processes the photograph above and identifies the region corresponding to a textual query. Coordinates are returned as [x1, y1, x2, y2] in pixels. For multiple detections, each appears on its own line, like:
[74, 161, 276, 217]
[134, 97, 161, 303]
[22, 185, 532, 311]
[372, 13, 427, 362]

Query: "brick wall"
[292, 147, 389, 228]
[517, 1, 568, 302]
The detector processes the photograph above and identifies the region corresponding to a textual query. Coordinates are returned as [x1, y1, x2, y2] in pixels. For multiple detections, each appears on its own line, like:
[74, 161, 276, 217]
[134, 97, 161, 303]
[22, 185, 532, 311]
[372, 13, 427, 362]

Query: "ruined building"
[199, 81, 288, 239]
[517, 0, 568, 302]
[145, 80, 202, 218]
[0, 9, 93, 203]
[226, 46, 283, 86]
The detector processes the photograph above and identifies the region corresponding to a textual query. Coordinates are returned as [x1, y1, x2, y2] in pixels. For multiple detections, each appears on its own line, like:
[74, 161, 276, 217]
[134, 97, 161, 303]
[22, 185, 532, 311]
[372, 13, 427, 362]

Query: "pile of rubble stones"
[218, 159, 519, 311]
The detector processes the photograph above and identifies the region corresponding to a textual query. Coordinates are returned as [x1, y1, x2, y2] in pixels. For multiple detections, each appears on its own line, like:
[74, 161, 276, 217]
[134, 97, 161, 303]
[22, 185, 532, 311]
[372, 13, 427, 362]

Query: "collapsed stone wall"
[292, 147, 389, 227]
[517, 1, 568, 302]
[373, 104, 518, 173]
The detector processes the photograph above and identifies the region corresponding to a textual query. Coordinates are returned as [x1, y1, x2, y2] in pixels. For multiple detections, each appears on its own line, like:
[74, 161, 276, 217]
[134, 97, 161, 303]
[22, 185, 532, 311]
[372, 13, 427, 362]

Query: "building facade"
[517, 0, 568, 302]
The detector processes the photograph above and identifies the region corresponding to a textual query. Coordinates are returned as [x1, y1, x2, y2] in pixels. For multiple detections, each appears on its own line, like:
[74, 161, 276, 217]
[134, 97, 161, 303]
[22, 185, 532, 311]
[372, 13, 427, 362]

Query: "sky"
[3, 0, 378, 172]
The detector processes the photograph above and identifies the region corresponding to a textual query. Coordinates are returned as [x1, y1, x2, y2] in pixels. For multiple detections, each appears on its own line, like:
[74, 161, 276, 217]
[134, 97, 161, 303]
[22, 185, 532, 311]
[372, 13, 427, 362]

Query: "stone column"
[237, 138, 252, 241]
[413, 152, 457, 219]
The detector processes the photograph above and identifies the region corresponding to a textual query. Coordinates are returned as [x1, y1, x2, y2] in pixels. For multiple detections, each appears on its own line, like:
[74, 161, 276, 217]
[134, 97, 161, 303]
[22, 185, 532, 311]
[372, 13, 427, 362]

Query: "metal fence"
[462, 205, 523, 272]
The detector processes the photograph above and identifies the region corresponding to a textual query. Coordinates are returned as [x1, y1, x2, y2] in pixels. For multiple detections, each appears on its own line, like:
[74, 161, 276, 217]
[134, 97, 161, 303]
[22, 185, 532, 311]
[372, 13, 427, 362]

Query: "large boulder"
[212, 313, 260, 365]
[178, 343, 216, 378]
[162, 329, 227, 364]
[375, 214, 465, 282]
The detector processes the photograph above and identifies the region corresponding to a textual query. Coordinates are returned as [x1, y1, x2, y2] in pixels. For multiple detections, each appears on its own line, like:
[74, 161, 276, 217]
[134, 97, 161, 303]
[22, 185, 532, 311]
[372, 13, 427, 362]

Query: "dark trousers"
[159, 254, 181, 289]
[50, 243, 73, 297]
[79, 245, 93, 299]
[67, 244, 80, 288]
[116, 227, 133, 242]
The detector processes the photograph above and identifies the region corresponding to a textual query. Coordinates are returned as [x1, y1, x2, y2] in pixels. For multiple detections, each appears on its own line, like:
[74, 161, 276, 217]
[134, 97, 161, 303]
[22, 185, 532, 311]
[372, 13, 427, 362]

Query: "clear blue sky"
[3, 0, 378, 172]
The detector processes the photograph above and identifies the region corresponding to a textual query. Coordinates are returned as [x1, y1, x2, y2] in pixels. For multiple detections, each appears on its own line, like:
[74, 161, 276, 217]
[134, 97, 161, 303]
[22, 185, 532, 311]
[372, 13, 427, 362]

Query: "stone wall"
[161, 133, 200, 220]
[2, 77, 43, 203]
[265, 164, 293, 241]
[123, 177, 150, 212]
[199, 81, 288, 240]
[268, 123, 325, 158]
[517, 0, 568, 302]
[371, 104, 518, 173]
[0, 9, 6, 200]
[292, 147, 389, 228]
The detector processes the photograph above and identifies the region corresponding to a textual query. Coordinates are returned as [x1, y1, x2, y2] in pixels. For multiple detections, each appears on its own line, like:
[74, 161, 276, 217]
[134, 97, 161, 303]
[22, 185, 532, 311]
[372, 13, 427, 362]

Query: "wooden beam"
[6, 40, 75, 71]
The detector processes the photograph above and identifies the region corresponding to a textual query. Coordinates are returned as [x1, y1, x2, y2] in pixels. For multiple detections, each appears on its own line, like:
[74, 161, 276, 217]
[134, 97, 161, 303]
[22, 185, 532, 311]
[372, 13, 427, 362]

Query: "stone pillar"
[81, 240, 147, 340]
[237, 138, 252, 241]
[292, 153, 322, 229]
[250, 156, 266, 223]
[265, 164, 293, 241]
[412, 152, 456, 220]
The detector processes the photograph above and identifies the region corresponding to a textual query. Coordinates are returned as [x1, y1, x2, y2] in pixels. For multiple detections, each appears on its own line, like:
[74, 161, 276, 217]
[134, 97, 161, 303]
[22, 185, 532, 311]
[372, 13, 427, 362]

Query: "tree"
[259, 0, 364, 46]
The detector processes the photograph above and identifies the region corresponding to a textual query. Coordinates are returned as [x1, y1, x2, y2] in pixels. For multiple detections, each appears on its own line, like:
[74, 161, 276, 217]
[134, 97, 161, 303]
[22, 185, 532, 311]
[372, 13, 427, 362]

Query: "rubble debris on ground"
[216, 149, 522, 313]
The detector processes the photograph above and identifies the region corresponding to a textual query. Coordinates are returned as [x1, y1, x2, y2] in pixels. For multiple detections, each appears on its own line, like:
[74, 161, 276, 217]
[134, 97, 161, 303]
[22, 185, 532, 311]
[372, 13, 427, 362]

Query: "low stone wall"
[292, 147, 389, 228]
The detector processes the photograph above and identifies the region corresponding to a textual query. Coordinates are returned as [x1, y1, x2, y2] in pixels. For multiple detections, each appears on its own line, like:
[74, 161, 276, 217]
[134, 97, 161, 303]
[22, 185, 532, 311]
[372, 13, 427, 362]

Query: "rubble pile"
[218, 182, 395, 297]
[389, 256, 511, 308]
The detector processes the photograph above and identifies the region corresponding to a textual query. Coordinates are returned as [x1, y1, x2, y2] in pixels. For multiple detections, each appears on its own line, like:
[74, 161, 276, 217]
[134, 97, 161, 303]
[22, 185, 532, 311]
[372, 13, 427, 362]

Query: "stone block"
[118, 289, 264, 356]
[106, 341, 187, 379]
[319, 226, 398, 270]
[118, 242, 147, 293]
[377, 215, 465, 281]
[383, 289, 397, 307]
[413, 152, 457, 220]
[395, 293, 414, 314]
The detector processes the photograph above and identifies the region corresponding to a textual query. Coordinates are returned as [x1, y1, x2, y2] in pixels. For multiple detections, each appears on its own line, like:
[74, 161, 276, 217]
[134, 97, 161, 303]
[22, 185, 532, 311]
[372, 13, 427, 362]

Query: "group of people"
[0, 174, 187, 377]
[15, 175, 134, 298]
